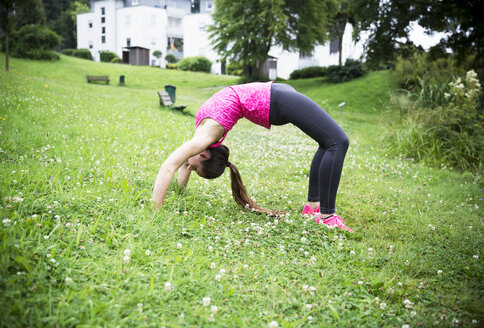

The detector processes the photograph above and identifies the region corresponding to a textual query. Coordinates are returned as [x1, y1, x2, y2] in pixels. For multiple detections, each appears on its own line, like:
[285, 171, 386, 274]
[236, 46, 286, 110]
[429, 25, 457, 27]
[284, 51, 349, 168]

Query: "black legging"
[269, 83, 349, 214]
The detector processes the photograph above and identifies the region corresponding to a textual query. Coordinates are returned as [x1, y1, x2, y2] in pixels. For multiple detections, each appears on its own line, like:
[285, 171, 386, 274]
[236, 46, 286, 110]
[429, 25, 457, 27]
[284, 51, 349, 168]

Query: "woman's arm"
[151, 138, 209, 209]
[177, 162, 192, 187]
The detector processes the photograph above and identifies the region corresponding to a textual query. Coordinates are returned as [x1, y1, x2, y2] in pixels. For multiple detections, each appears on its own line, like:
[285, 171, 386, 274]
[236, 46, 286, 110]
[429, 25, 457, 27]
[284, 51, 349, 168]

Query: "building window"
[102, 27, 106, 34]
[191, 0, 200, 13]
[101, 7, 105, 15]
[88, 21, 93, 28]
[206, 0, 212, 10]
[88, 41, 93, 49]
[127, 38, 131, 47]
[101, 17, 105, 24]
[125, 15, 131, 25]
[101, 35, 106, 44]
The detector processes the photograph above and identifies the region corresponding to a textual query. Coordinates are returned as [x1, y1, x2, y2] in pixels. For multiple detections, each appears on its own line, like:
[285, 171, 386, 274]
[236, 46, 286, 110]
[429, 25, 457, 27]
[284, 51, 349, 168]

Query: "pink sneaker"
[316, 214, 354, 233]
[302, 204, 320, 216]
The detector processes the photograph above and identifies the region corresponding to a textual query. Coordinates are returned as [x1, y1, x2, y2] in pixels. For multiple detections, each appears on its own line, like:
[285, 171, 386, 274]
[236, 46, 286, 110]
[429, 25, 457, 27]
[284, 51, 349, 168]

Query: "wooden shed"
[122, 46, 150, 66]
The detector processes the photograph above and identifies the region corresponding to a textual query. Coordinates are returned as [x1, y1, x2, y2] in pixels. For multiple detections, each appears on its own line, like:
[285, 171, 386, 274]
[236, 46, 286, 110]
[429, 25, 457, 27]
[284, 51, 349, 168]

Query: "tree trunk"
[5, 29, 9, 72]
[338, 21, 346, 66]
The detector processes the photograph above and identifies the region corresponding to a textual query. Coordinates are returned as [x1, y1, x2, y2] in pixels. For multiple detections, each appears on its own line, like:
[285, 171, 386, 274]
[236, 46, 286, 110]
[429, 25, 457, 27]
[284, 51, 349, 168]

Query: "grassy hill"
[0, 54, 482, 327]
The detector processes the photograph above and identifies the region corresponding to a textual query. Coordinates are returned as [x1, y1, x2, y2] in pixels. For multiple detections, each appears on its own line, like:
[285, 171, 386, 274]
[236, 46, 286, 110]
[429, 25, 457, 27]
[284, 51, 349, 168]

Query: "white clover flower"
[176, 242, 182, 249]
[302, 284, 309, 291]
[164, 281, 172, 291]
[380, 302, 386, 310]
[123, 255, 130, 264]
[210, 305, 218, 314]
[398, 282, 403, 287]
[215, 274, 221, 281]
[145, 250, 151, 256]
[220, 268, 226, 275]
[268, 321, 279, 328]
[301, 237, 306, 243]
[306, 304, 312, 310]
[208, 313, 215, 322]
[208, 245, 213, 251]
[350, 250, 356, 255]
[437, 270, 443, 275]
[3, 219, 11, 227]
[402, 325, 410, 328]
[210, 262, 216, 269]
[473, 254, 479, 259]
[65, 277, 73, 286]
[202, 297, 211, 306]
[124, 249, 131, 256]
[358, 281, 363, 285]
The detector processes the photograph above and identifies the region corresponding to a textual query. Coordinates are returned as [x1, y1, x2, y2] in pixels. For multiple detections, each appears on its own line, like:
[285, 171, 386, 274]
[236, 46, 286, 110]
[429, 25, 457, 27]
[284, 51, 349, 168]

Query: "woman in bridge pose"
[151, 82, 353, 232]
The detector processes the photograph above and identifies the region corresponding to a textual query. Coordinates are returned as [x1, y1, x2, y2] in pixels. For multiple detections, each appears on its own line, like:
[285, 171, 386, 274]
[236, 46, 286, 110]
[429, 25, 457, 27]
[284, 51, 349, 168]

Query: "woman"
[151, 82, 353, 232]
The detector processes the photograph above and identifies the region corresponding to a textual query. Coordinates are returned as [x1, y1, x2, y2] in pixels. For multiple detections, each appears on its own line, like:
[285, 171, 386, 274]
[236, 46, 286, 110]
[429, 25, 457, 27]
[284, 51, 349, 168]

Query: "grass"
[0, 54, 482, 327]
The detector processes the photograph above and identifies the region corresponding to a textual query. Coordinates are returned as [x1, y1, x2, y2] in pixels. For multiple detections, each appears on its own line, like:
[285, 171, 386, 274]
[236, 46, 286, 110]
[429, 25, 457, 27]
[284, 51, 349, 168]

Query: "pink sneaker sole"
[316, 214, 354, 233]
[302, 204, 319, 216]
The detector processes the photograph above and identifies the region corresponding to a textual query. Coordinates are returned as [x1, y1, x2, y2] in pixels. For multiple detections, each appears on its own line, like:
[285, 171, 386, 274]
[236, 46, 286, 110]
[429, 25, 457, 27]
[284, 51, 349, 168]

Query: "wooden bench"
[86, 75, 110, 84]
[157, 91, 187, 111]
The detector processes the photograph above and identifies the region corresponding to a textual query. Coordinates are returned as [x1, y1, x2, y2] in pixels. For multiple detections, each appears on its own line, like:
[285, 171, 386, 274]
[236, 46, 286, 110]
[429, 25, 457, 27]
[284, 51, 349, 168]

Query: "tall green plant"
[386, 70, 483, 172]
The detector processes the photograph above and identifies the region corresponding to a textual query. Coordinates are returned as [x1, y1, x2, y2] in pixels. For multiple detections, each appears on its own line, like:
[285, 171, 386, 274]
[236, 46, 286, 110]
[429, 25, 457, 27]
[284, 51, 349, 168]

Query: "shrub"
[393, 52, 465, 91]
[9, 25, 60, 61]
[326, 59, 366, 83]
[111, 57, 122, 64]
[166, 63, 177, 70]
[61, 49, 75, 56]
[100, 51, 118, 63]
[289, 66, 327, 80]
[227, 61, 243, 76]
[153, 50, 162, 58]
[165, 54, 177, 63]
[386, 70, 483, 172]
[177, 56, 212, 73]
[73, 48, 93, 60]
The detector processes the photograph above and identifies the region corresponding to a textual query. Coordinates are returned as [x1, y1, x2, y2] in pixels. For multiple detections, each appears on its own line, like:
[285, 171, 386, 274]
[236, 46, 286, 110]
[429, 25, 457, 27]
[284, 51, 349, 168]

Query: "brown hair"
[202, 145, 284, 216]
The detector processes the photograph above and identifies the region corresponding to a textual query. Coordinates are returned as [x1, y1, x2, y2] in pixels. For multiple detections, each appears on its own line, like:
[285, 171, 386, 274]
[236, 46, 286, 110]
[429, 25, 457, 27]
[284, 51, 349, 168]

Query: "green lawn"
[0, 54, 482, 327]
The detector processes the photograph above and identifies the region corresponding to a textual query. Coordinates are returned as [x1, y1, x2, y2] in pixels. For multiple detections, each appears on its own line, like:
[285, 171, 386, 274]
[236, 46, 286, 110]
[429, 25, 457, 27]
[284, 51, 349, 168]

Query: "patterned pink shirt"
[195, 82, 273, 147]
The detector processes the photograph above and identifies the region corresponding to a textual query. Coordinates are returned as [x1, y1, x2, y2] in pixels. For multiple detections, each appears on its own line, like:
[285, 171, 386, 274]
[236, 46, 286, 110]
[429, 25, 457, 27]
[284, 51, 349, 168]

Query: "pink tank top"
[195, 82, 273, 147]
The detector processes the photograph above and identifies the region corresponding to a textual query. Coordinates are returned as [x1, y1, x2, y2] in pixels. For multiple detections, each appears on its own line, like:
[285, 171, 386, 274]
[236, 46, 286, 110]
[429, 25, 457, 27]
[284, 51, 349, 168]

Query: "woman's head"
[199, 145, 230, 179]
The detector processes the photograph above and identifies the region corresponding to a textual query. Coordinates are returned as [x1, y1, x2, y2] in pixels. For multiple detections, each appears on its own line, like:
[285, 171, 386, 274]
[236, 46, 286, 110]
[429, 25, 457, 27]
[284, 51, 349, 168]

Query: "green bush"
[386, 70, 483, 172]
[73, 48, 93, 60]
[177, 56, 212, 73]
[61, 49, 75, 56]
[100, 51, 119, 63]
[166, 63, 177, 70]
[393, 52, 465, 91]
[289, 66, 327, 80]
[9, 25, 60, 61]
[326, 59, 366, 83]
[227, 61, 243, 76]
[111, 57, 122, 64]
[165, 54, 177, 63]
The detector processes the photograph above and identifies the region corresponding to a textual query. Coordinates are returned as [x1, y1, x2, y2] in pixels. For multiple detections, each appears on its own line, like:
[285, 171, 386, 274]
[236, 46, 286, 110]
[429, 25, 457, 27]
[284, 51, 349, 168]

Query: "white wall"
[116, 6, 168, 65]
[182, 13, 222, 74]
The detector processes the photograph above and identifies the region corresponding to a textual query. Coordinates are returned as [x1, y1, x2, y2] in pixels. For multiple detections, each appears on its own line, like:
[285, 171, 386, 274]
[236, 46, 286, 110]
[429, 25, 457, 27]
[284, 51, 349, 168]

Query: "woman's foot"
[315, 214, 354, 233]
[302, 204, 320, 215]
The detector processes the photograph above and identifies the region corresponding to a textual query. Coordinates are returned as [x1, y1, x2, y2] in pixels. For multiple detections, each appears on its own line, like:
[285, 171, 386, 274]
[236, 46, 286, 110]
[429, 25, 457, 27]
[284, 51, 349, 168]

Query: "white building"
[77, 0, 363, 78]
[77, 0, 213, 65]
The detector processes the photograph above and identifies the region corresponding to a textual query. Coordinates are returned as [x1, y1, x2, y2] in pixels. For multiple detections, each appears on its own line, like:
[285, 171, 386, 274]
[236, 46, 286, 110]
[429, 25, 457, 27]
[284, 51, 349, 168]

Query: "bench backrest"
[158, 91, 173, 106]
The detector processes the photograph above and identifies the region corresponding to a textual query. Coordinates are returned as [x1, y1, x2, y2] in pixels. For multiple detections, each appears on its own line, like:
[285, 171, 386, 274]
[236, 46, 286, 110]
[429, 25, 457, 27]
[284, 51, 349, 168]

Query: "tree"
[328, 0, 355, 66]
[351, 0, 484, 68]
[209, 0, 338, 77]
[0, 0, 15, 71]
[15, 0, 45, 27]
[53, 1, 90, 49]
